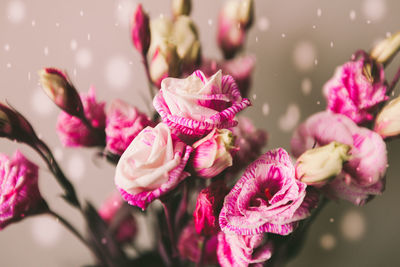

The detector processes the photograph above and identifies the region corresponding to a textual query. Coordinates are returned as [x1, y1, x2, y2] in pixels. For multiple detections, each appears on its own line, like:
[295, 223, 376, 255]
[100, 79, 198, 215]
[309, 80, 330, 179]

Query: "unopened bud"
[131, 4, 151, 55]
[296, 142, 351, 187]
[38, 68, 84, 117]
[370, 31, 400, 65]
[238, 0, 254, 29]
[172, 0, 191, 18]
[375, 96, 400, 138]
[0, 109, 12, 135]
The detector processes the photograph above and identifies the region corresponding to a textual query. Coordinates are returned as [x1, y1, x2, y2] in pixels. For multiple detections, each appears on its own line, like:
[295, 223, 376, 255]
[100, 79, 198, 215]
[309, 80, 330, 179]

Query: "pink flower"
[177, 221, 218, 264]
[230, 116, 268, 172]
[291, 111, 387, 205]
[193, 180, 229, 236]
[323, 59, 388, 124]
[217, 10, 245, 59]
[105, 99, 154, 155]
[0, 151, 47, 230]
[57, 86, 106, 147]
[131, 4, 150, 55]
[192, 129, 236, 178]
[201, 55, 256, 97]
[115, 123, 192, 210]
[217, 232, 273, 267]
[99, 193, 137, 244]
[219, 149, 318, 236]
[153, 70, 251, 139]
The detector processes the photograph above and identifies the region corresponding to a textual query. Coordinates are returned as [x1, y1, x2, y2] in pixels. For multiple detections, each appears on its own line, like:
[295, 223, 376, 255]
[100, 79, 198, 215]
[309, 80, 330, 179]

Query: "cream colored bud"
[371, 31, 400, 64]
[149, 41, 181, 87]
[171, 16, 200, 66]
[238, 0, 254, 28]
[296, 142, 351, 187]
[375, 96, 400, 138]
[172, 0, 191, 18]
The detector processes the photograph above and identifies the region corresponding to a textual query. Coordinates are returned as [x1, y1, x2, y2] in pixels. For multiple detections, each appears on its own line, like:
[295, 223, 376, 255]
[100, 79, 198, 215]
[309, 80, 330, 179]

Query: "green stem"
[161, 200, 178, 258]
[141, 54, 155, 101]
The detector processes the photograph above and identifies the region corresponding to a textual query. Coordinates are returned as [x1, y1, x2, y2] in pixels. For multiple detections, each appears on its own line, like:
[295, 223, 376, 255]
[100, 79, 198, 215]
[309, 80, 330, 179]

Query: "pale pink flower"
[291, 111, 387, 205]
[115, 123, 192, 210]
[177, 221, 218, 264]
[99, 193, 137, 244]
[217, 232, 273, 267]
[105, 99, 154, 155]
[0, 151, 47, 230]
[219, 149, 318, 236]
[193, 180, 229, 236]
[153, 70, 251, 139]
[192, 129, 236, 178]
[57, 86, 106, 147]
[131, 4, 150, 55]
[323, 59, 388, 124]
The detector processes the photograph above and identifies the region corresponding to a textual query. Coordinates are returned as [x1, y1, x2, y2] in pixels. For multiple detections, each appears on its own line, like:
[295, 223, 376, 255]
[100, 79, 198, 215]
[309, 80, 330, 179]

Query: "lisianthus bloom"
[153, 70, 251, 139]
[99, 193, 137, 244]
[115, 123, 192, 210]
[131, 4, 150, 55]
[230, 116, 268, 173]
[374, 95, 400, 138]
[193, 180, 229, 236]
[177, 221, 218, 265]
[57, 86, 106, 147]
[323, 59, 388, 124]
[291, 111, 387, 205]
[0, 151, 48, 230]
[217, 232, 273, 267]
[201, 55, 256, 97]
[219, 149, 318, 236]
[192, 129, 236, 178]
[105, 99, 154, 155]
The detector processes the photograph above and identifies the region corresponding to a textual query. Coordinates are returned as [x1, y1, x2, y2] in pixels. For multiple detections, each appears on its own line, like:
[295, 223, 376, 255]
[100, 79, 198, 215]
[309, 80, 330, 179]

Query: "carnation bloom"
[153, 70, 251, 139]
[219, 148, 318, 236]
[217, 232, 273, 267]
[193, 180, 229, 236]
[192, 129, 236, 178]
[57, 86, 106, 147]
[0, 151, 47, 230]
[323, 59, 388, 124]
[115, 123, 192, 210]
[177, 221, 218, 264]
[105, 99, 154, 155]
[99, 193, 137, 244]
[291, 111, 387, 205]
[230, 116, 268, 172]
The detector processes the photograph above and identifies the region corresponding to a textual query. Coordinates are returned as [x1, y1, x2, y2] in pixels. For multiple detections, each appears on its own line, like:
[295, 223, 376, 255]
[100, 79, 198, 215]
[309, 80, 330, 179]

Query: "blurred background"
[1, 0, 400, 266]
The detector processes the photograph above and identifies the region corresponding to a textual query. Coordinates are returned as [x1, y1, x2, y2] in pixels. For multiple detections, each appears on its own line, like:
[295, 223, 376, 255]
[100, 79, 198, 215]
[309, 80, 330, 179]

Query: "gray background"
[1, 0, 400, 266]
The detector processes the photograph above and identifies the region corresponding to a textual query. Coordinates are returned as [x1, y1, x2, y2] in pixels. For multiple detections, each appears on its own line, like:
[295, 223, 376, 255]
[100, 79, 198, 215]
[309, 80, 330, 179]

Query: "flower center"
[264, 188, 272, 201]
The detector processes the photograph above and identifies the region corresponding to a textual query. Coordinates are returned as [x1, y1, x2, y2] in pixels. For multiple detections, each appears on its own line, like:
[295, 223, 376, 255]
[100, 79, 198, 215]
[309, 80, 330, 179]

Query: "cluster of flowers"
[1, 0, 400, 266]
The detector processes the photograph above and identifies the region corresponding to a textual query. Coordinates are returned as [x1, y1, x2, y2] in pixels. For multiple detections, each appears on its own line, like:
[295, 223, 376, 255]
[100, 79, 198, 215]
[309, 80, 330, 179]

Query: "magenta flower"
[219, 149, 318, 236]
[192, 129, 236, 178]
[193, 180, 229, 236]
[177, 221, 218, 264]
[131, 4, 150, 55]
[115, 123, 192, 210]
[99, 193, 137, 244]
[291, 111, 388, 205]
[57, 86, 106, 147]
[153, 70, 251, 139]
[0, 151, 47, 230]
[323, 59, 388, 124]
[230, 116, 268, 172]
[105, 99, 154, 155]
[217, 232, 273, 267]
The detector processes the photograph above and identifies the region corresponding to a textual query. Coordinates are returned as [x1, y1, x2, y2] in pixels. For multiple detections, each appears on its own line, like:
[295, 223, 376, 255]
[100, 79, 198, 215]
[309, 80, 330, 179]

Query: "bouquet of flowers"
[1, 0, 400, 266]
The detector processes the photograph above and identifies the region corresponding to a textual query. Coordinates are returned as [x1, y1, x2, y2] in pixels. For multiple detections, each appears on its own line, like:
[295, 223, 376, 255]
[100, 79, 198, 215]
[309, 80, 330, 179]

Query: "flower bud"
[193, 180, 229, 236]
[295, 142, 351, 187]
[131, 4, 151, 55]
[375, 96, 400, 138]
[371, 31, 400, 65]
[0, 109, 12, 136]
[172, 0, 191, 18]
[149, 41, 181, 88]
[38, 68, 84, 118]
[192, 129, 236, 178]
[238, 0, 254, 29]
[0, 150, 48, 230]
